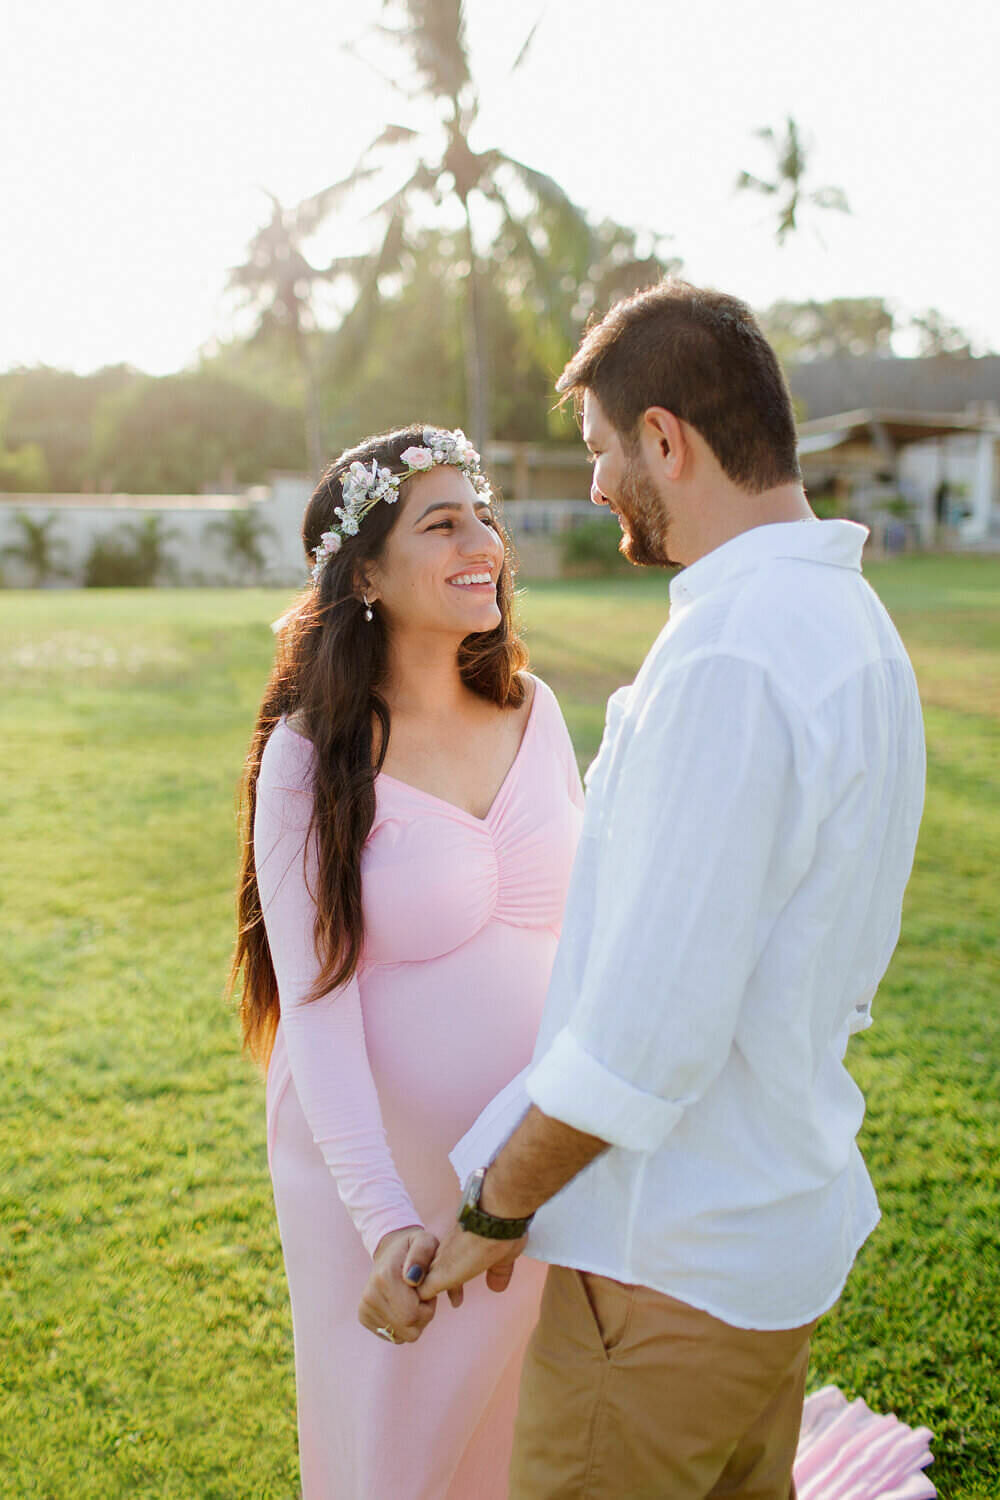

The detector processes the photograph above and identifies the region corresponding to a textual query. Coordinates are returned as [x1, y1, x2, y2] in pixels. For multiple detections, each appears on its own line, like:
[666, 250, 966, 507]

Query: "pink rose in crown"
[401, 446, 434, 470]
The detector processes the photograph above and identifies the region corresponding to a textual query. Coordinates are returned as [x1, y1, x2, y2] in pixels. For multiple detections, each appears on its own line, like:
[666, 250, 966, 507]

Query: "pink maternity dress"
[255, 675, 584, 1500]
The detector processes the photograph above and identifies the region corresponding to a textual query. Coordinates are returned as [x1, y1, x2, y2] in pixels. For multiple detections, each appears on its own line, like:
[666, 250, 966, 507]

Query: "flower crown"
[310, 427, 492, 582]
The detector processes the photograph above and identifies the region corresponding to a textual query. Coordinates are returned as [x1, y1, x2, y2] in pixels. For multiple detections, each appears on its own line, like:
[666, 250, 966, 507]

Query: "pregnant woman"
[229, 426, 583, 1499]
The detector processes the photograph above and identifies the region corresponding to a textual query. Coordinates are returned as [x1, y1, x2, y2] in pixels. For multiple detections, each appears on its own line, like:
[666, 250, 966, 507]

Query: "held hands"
[415, 1223, 526, 1308]
[358, 1221, 526, 1345]
[357, 1225, 439, 1345]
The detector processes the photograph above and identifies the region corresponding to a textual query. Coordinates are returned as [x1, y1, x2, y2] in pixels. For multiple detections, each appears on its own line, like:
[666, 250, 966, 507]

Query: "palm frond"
[369, 123, 421, 150]
[488, 152, 592, 266]
[809, 185, 850, 214]
[497, 200, 576, 343]
[337, 36, 418, 99]
[321, 252, 380, 283]
[512, 10, 545, 72]
[227, 261, 273, 293]
[294, 121, 425, 240]
[776, 201, 799, 244]
[379, 0, 472, 102]
[294, 165, 381, 237]
[329, 205, 411, 373]
[735, 170, 778, 196]
[367, 160, 439, 221]
[374, 207, 408, 280]
[493, 153, 580, 215]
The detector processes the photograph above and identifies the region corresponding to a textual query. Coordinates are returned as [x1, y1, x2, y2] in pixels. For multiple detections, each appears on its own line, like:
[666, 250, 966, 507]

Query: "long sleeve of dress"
[254, 725, 421, 1258]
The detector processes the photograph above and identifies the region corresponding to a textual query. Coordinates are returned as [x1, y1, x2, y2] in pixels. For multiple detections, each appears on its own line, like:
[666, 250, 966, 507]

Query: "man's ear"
[642, 408, 687, 478]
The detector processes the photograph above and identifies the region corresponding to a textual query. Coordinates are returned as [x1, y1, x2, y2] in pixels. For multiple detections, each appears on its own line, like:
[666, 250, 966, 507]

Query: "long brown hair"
[230, 425, 528, 1065]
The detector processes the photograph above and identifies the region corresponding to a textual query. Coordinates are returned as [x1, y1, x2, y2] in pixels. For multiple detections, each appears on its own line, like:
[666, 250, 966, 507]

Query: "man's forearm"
[479, 1105, 608, 1220]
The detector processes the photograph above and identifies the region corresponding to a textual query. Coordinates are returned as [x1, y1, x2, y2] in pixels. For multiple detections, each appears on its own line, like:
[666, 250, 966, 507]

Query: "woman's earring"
[362, 594, 374, 623]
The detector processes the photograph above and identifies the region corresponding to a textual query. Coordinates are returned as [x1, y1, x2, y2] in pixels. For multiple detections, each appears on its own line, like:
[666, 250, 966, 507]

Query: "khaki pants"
[509, 1266, 817, 1500]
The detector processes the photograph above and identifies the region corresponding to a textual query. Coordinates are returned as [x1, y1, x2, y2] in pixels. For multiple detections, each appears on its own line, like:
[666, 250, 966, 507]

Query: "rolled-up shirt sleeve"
[525, 652, 798, 1153]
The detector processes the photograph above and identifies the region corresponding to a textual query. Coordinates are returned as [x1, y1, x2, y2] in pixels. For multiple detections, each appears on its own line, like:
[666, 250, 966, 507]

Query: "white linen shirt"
[451, 519, 926, 1331]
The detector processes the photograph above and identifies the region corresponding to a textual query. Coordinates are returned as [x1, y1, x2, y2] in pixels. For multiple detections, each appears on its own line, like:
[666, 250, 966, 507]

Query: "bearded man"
[419, 280, 926, 1500]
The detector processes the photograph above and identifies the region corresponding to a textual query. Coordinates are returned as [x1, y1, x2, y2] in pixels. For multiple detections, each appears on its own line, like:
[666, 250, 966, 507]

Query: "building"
[798, 406, 1000, 549]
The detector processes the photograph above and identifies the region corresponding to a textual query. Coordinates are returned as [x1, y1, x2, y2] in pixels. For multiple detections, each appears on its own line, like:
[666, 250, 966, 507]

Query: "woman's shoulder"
[519, 671, 563, 726]
[259, 715, 314, 793]
[519, 672, 577, 755]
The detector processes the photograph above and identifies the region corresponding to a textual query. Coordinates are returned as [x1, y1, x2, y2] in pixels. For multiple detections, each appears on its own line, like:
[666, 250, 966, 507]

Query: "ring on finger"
[376, 1325, 400, 1344]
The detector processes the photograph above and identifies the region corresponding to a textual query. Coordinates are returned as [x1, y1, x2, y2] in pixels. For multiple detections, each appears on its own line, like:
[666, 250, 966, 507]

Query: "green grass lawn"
[1, 554, 998, 1498]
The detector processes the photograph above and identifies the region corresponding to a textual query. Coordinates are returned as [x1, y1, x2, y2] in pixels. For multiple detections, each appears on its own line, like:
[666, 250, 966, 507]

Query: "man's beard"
[616, 451, 678, 568]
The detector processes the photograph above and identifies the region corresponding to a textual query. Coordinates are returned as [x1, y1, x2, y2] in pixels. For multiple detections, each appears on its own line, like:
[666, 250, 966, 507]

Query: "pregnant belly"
[360, 923, 556, 1226]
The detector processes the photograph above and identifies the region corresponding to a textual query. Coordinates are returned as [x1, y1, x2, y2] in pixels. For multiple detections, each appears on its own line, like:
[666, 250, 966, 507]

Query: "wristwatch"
[458, 1167, 534, 1240]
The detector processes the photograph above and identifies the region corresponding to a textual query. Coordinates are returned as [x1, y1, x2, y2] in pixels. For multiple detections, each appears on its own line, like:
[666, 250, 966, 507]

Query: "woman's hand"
[358, 1225, 439, 1345]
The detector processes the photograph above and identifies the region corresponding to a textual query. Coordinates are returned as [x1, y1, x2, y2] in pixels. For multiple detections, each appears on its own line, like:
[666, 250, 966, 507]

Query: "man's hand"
[357, 1225, 439, 1344]
[411, 1107, 606, 1311]
[414, 1223, 526, 1308]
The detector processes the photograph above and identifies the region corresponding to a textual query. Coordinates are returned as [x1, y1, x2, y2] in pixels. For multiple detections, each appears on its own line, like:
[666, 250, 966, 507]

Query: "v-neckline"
[377, 678, 540, 826]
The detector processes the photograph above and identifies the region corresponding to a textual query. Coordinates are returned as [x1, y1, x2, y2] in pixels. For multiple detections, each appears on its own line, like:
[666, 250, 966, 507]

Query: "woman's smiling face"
[366, 464, 506, 637]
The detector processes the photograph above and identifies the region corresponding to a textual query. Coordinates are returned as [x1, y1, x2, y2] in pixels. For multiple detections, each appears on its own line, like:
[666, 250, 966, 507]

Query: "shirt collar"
[668, 519, 869, 608]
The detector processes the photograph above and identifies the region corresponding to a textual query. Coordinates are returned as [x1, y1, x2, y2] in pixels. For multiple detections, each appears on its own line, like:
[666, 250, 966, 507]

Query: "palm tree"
[2, 511, 68, 586]
[736, 116, 849, 246]
[301, 0, 591, 452]
[204, 506, 276, 584]
[228, 192, 364, 476]
[120, 514, 179, 585]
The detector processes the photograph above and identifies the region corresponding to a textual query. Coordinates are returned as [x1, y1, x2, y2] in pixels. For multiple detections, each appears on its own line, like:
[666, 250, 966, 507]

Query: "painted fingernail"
[406, 1265, 425, 1284]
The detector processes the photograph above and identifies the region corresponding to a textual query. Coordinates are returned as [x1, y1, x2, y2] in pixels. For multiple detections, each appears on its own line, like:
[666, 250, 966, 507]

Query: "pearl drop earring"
[363, 595, 374, 623]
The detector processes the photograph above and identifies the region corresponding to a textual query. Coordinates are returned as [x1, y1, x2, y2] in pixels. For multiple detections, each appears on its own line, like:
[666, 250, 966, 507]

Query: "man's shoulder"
[645, 558, 911, 719]
[717, 559, 909, 709]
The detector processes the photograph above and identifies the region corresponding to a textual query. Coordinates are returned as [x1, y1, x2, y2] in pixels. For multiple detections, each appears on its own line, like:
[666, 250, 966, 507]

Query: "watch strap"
[458, 1168, 534, 1240]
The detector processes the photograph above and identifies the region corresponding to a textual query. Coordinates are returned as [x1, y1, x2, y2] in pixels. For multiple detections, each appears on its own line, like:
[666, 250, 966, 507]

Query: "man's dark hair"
[556, 279, 801, 493]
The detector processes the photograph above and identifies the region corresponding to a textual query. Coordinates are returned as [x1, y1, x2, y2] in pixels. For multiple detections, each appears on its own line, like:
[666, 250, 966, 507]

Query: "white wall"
[0, 474, 315, 588]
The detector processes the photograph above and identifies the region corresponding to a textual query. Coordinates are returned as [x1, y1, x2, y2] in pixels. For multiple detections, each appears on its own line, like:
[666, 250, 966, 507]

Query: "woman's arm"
[254, 727, 421, 1258]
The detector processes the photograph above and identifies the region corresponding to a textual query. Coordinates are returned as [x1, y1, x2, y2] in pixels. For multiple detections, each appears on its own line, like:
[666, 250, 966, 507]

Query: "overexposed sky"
[3, 0, 998, 374]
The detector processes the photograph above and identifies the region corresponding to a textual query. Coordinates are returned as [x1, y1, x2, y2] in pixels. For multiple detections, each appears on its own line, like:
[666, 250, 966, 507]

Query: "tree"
[2, 511, 69, 585]
[0, 396, 49, 491]
[0, 441, 48, 492]
[759, 298, 895, 362]
[89, 372, 304, 494]
[227, 193, 357, 476]
[204, 506, 276, 584]
[910, 308, 976, 358]
[298, 0, 593, 451]
[736, 117, 849, 245]
[0, 366, 135, 492]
